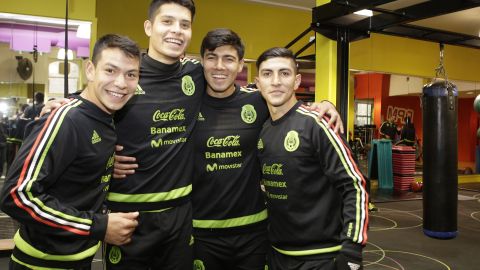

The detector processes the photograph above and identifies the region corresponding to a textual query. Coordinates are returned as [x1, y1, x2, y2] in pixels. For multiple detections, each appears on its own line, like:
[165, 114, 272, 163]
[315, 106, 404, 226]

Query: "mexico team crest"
[241, 104, 257, 124]
[193, 259, 205, 270]
[284, 130, 299, 152]
[108, 246, 122, 264]
[181, 75, 195, 96]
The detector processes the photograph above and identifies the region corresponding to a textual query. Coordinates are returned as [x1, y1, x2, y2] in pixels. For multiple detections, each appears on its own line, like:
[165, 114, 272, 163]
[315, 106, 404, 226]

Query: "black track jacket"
[192, 86, 269, 235]
[107, 55, 205, 211]
[0, 97, 115, 269]
[258, 101, 369, 258]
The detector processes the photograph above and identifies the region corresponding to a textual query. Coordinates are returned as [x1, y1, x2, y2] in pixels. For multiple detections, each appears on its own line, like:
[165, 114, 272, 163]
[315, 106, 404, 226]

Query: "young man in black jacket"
[105, 1, 204, 269]
[0, 34, 141, 270]
[191, 28, 270, 270]
[256, 47, 369, 270]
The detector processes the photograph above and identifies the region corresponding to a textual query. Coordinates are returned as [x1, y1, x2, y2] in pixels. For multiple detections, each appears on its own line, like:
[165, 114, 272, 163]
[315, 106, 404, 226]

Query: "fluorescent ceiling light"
[354, 9, 373, 17]
[0, 12, 91, 27]
[76, 24, 91, 39]
[245, 0, 310, 11]
[0, 102, 8, 114]
[57, 48, 74, 60]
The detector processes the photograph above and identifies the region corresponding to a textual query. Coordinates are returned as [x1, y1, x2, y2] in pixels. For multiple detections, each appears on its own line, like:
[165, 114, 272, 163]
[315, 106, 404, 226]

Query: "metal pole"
[285, 27, 312, 49]
[336, 28, 349, 132]
[64, 0, 69, 98]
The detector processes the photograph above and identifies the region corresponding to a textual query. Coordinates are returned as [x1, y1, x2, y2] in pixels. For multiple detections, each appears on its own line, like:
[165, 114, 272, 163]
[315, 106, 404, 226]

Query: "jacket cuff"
[90, 213, 108, 241]
[341, 241, 363, 261]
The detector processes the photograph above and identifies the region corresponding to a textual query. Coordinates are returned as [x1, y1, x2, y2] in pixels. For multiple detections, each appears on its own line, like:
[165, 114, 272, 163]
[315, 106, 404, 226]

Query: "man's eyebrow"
[205, 52, 237, 59]
[223, 54, 238, 59]
[126, 68, 140, 73]
[159, 15, 191, 23]
[103, 63, 119, 69]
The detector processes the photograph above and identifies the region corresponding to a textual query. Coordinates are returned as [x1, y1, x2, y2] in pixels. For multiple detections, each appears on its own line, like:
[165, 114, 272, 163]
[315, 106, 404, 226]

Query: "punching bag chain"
[434, 43, 447, 81]
[433, 43, 454, 110]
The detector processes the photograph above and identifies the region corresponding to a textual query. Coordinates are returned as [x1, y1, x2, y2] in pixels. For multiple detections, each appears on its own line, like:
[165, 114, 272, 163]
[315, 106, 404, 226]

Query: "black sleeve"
[312, 117, 369, 246]
[0, 110, 107, 240]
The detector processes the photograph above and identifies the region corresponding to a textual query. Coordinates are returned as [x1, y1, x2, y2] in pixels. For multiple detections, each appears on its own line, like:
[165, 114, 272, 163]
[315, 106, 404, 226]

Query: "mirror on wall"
[352, 71, 480, 175]
[0, 12, 91, 119]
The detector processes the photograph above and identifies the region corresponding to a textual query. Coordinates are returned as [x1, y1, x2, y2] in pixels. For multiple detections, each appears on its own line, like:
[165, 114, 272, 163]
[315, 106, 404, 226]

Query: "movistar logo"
[284, 130, 299, 152]
[262, 163, 283, 175]
[181, 75, 195, 96]
[135, 85, 145, 95]
[91, 130, 101, 144]
[152, 108, 185, 122]
[206, 162, 241, 172]
[241, 104, 257, 124]
[207, 135, 240, 147]
[151, 137, 187, 148]
[206, 163, 218, 172]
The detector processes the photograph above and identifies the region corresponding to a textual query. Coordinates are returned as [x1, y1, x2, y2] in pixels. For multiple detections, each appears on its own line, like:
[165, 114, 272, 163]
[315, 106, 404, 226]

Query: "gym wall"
[96, 0, 315, 60]
[350, 34, 480, 82]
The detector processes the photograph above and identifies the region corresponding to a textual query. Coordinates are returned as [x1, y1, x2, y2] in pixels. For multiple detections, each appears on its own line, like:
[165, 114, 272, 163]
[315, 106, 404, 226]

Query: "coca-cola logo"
[207, 135, 240, 147]
[152, 109, 186, 122]
[262, 163, 283, 175]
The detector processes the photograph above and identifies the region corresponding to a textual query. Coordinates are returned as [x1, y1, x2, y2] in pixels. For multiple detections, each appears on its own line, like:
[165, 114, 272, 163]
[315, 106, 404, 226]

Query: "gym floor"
[1, 181, 479, 269]
[364, 182, 480, 269]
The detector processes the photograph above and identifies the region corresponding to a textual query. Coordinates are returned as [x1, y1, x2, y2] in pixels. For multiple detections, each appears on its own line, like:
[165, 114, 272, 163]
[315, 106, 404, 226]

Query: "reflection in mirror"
[0, 12, 91, 118]
[353, 71, 480, 175]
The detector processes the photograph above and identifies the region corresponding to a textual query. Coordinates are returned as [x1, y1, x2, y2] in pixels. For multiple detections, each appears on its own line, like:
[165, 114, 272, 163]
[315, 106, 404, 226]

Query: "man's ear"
[237, 59, 245, 73]
[85, 60, 95, 82]
[293, 73, 302, 91]
[144, 20, 152, 37]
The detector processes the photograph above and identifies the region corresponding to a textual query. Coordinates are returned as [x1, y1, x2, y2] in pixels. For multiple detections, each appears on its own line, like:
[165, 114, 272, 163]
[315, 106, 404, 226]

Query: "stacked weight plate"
[392, 146, 416, 191]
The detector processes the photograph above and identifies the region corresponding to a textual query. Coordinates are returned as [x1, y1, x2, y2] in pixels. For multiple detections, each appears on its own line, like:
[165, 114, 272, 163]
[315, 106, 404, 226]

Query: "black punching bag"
[422, 79, 458, 239]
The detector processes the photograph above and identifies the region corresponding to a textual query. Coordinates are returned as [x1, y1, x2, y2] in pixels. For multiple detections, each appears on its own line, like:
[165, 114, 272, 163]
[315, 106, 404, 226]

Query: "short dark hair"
[20, 103, 29, 112]
[91, 34, 141, 65]
[148, 0, 196, 21]
[256, 47, 298, 73]
[200, 28, 245, 59]
[34, 92, 44, 103]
